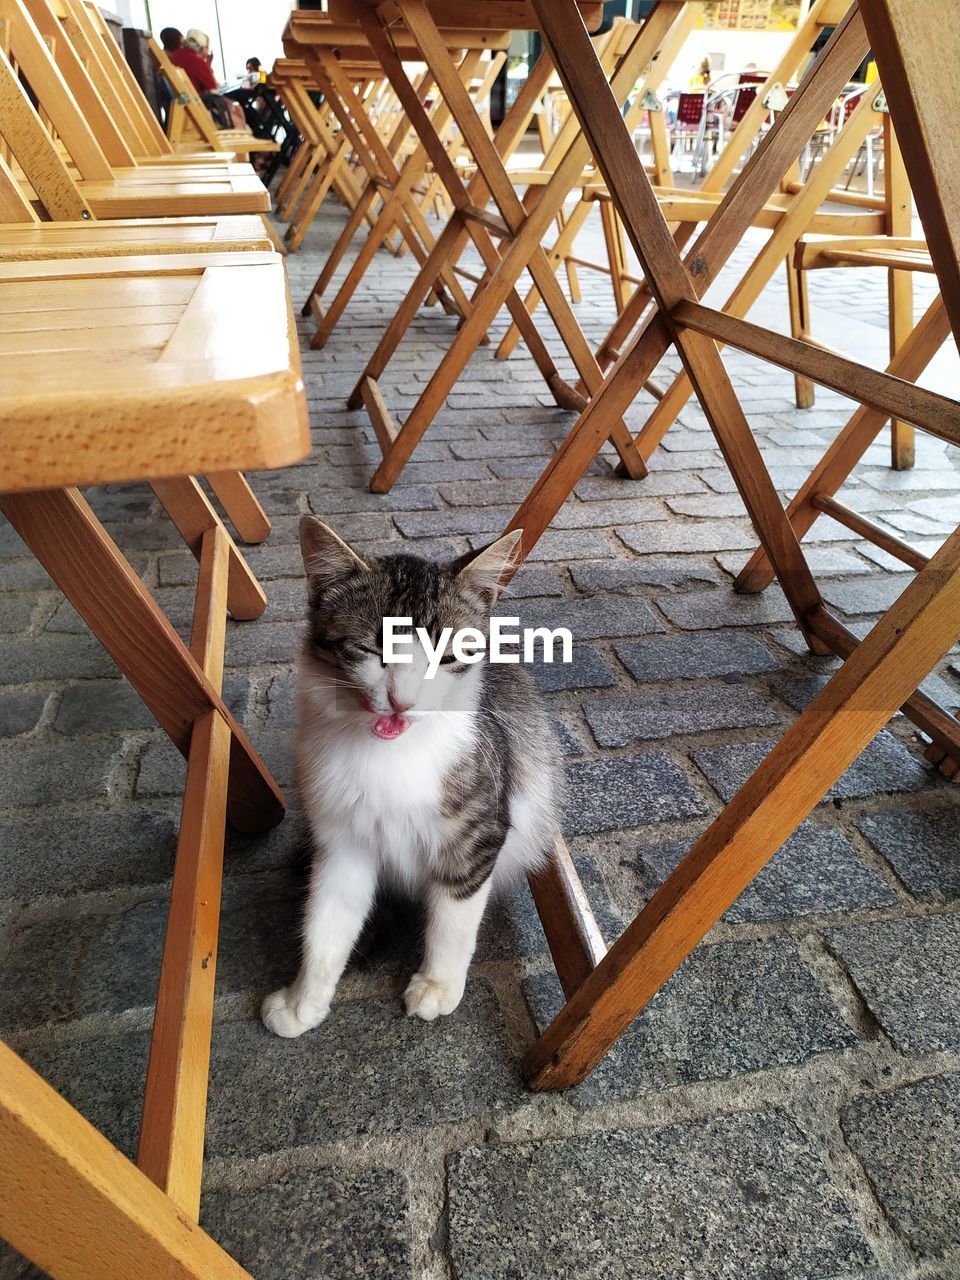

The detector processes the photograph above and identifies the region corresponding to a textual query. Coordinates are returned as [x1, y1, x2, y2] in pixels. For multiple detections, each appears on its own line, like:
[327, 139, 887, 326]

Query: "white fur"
[261, 642, 548, 1038]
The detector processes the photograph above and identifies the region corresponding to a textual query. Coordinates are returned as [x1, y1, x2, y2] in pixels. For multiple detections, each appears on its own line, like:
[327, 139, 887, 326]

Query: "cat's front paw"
[403, 972, 464, 1021]
[261, 986, 329, 1038]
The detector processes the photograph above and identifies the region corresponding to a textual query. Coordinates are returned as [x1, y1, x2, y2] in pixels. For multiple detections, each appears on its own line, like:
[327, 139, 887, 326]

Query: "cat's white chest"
[297, 680, 475, 884]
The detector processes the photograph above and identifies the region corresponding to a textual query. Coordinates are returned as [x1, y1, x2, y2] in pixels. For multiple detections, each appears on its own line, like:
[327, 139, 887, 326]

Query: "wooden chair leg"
[0, 487, 283, 834]
[734, 292, 949, 594]
[138, 526, 231, 1217]
[504, 9, 868, 559]
[205, 471, 271, 543]
[785, 252, 816, 408]
[885, 115, 915, 469]
[526, 527, 960, 1089]
[0, 1041, 252, 1280]
[150, 476, 266, 621]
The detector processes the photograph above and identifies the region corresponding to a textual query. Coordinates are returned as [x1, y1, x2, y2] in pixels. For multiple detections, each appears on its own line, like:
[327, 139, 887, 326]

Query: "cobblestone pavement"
[1, 196, 959, 1280]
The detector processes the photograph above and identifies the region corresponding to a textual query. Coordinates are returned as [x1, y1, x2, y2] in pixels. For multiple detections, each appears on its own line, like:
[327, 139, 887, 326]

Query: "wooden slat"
[0, 0, 113, 180]
[673, 299, 960, 446]
[0, 1041, 252, 1280]
[811, 495, 929, 571]
[0, 46, 90, 218]
[862, 0, 960, 343]
[503, 8, 869, 559]
[205, 471, 271, 545]
[528, 835, 606, 998]
[358, 374, 398, 452]
[0, 488, 282, 834]
[526, 526, 960, 1088]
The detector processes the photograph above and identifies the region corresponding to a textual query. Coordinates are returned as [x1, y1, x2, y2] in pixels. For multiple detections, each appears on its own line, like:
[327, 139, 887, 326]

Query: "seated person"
[160, 26, 216, 95]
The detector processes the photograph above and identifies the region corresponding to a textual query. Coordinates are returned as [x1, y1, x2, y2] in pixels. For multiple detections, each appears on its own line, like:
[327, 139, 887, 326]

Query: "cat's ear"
[299, 515, 368, 598]
[456, 529, 523, 604]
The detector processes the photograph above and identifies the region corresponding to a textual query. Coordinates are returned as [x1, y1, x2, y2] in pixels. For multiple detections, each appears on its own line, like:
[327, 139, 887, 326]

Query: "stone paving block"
[827, 914, 960, 1053]
[478, 529, 616, 562]
[439, 478, 543, 506]
[634, 822, 898, 923]
[307, 483, 438, 514]
[583, 686, 781, 747]
[716, 546, 873, 578]
[0, 738, 122, 807]
[0, 900, 165, 1030]
[54, 679, 157, 734]
[617, 632, 780, 682]
[0, 805, 179, 899]
[488, 457, 608, 480]
[564, 753, 708, 835]
[224, 619, 302, 666]
[526, 936, 858, 1105]
[570, 558, 719, 592]
[862, 469, 960, 492]
[666, 493, 748, 518]
[138, 724, 293, 797]
[0, 595, 35, 633]
[822, 575, 915, 616]
[531, 646, 617, 693]
[447, 1108, 875, 1280]
[841, 1075, 960, 1261]
[0, 690, 46, 738]
[776, 672, 960, 715]
[575, 472, 706, 499]
[19, 1029, 150, 1159]
[206, 982, 523, 1156]
[393, 507, 513, 539]
[858, 807, 960, 902]
[398, 459, 493, 484]
[0, 633, 118, 685]
[858, 538, 944, 572]
[202, 1167, 413, 1280]
[514, 596, 666, 640]
[0, 557, 54, 591]
[502, 567, 565, 598]
[656, 585, 796, 629]
[618, 519, 757, 554]
[693, 732, 930, 804]
[551, 497, 669, 528]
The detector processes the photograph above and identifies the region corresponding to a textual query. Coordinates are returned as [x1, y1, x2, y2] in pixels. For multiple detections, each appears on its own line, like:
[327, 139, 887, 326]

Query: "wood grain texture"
[0, 253, 309, 492]
[0, 1041, 252, 1280]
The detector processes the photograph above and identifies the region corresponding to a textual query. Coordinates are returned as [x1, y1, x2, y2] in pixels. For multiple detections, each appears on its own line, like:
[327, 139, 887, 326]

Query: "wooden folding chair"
[481, 0, 960, 1091]
[292, 12, 508, 322]
[337, 1, 699, 495]
[147, 37, 279, 159]
[0, 47, 275, 543]
[282, 6, 499, 312]
[0, 249, 309, 1276]
[270, 59, 381, 236]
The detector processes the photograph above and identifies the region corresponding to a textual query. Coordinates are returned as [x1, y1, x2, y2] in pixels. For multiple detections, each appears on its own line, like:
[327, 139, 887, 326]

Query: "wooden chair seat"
[0, 215, 273, 260]
[0, 251, 305, 491]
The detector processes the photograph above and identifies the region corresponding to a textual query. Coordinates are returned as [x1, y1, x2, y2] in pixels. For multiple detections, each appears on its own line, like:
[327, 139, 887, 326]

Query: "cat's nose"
[388, 692, 413, 714]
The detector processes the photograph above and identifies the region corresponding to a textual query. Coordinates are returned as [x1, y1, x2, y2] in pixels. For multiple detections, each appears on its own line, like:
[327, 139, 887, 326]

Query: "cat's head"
[299, 515, 521, 741]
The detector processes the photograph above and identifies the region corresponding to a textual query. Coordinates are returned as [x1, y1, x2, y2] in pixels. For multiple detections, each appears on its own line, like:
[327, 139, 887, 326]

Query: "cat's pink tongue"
[371, 712, 409, 740]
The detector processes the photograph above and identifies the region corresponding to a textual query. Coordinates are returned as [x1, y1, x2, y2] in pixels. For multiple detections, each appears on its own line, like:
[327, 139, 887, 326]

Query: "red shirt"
[168, 47, 217, 95]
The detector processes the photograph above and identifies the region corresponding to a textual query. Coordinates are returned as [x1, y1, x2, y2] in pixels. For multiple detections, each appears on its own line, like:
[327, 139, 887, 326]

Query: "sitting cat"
[261, 516, 562, 1036]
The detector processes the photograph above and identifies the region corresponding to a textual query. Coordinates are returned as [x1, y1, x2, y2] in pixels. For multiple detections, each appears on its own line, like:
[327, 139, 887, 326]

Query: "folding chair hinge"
[872, 88, 889, 114]
[762, 82, 789, 112]
[641, 90, 662, 112]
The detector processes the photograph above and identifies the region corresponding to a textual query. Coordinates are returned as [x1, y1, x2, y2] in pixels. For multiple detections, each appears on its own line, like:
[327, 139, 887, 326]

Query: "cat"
[261, 516, 563, 1036]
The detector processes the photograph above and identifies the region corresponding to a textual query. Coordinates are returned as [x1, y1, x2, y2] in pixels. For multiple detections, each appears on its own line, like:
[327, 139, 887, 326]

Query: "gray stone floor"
[2, 194, 959, 1280]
